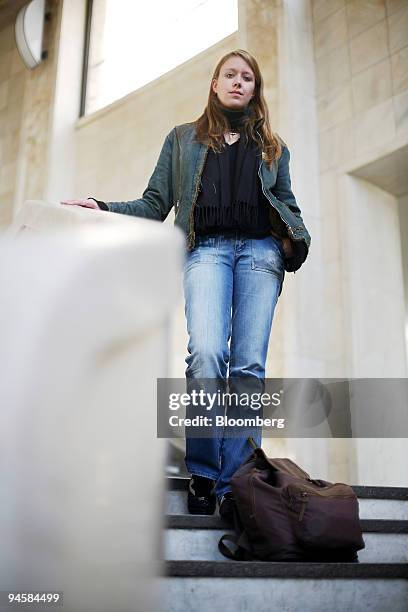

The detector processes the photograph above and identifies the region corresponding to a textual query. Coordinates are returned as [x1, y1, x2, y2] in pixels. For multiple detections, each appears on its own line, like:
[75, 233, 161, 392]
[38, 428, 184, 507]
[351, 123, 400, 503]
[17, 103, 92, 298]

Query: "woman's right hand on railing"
[60, 199, 100, 209]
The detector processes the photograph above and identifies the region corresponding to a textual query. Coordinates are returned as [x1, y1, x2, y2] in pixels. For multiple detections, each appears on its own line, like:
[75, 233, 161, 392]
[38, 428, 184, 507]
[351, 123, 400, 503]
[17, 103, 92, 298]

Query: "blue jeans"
[182, 232, 285, 499]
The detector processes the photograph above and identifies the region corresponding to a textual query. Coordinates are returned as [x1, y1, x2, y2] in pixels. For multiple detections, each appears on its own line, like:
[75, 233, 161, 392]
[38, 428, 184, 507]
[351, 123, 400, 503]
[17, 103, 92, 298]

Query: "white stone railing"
[0, 200, 185, 612]
[8, 198, 165, 234]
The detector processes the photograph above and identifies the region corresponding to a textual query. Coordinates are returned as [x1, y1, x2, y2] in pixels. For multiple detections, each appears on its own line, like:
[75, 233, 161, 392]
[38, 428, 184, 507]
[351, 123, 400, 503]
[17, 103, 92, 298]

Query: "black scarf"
[194, 105, 263, 233]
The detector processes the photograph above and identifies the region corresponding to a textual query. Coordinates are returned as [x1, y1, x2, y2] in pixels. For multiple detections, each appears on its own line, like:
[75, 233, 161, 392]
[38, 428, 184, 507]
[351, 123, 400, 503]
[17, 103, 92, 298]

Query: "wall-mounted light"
[15, 0, 46, 70]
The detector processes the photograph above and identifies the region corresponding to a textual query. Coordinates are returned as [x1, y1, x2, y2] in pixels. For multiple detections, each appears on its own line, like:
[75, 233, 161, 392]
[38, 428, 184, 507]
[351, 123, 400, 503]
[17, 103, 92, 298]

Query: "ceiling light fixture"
[15, 0, 46, 70]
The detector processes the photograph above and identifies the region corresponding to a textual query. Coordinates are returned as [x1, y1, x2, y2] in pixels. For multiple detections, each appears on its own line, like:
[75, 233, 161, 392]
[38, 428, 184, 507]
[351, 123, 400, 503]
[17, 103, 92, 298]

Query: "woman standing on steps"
[61, 49, 311, 522]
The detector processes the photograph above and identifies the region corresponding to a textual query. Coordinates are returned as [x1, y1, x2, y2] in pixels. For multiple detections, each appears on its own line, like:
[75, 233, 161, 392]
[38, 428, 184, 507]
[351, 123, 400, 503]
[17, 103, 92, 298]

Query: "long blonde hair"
[195, 49, 282, 168]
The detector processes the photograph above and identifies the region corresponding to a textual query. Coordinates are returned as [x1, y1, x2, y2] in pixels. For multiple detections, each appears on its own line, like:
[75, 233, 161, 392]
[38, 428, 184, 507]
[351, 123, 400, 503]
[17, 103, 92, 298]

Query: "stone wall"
[311, 0, 408, 377]
[313, 0, 407, 169]
[311, 0, 408, 484]
[0, 0, 62, 228]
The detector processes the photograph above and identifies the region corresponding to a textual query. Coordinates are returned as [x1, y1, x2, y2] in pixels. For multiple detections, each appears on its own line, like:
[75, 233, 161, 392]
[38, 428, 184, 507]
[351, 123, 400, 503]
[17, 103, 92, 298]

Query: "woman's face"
[212, 56, 256, 110]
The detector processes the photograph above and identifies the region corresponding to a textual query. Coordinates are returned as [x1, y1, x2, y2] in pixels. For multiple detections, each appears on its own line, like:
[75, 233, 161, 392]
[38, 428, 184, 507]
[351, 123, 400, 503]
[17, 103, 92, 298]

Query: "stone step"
[161, 566, 408, 612]
[166, 514, 408, 533]
[166, 478, 408, 520]
[164, 517, 408, 563]
[164, 560, 408, 578]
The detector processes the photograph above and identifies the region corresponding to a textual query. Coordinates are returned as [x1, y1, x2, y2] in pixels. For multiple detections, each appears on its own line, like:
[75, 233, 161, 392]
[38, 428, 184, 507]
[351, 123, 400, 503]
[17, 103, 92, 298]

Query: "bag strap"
[248, 437, 311, 480]
[218, 534, 242, 560]
[218, 499, 256, 561]
[218, 534, 253, 561]
[247, 436, 259, 450]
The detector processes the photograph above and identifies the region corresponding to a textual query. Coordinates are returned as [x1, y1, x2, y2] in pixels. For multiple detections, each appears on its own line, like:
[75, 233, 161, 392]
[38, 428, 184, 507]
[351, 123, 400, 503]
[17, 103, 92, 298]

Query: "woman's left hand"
[281, 237, 294, 259]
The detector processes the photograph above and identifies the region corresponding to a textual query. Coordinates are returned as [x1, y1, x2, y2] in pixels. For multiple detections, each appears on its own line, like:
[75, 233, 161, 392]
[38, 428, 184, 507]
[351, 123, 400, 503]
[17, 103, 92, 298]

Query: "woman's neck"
[219, 104, 249, 132]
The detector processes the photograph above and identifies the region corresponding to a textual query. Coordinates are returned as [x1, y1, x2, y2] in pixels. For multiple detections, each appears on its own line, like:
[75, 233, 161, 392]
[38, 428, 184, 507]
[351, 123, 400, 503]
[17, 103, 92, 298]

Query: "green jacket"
[105, 123, 311, 272]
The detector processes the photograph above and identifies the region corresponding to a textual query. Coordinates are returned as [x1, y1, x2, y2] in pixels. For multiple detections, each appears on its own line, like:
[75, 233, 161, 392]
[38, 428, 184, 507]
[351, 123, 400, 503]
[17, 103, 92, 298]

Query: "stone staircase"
[161, 477, 408, 612]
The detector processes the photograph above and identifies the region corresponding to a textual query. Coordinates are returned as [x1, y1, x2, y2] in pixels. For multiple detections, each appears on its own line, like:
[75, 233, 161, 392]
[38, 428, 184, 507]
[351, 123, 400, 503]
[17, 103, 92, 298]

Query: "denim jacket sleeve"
[105, 129, 175, 221]
[272, 144, 310, 272]
[272, 145, 305, 225]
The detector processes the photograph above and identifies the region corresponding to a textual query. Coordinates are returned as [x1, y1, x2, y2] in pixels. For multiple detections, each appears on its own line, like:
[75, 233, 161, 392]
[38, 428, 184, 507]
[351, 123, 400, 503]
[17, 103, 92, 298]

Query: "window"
[82, 0, 238, 116]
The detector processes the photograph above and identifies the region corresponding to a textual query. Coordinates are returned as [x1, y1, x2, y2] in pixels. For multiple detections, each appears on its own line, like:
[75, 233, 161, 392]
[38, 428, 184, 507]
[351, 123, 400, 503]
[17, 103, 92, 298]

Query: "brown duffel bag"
[218, 438, 365, 562]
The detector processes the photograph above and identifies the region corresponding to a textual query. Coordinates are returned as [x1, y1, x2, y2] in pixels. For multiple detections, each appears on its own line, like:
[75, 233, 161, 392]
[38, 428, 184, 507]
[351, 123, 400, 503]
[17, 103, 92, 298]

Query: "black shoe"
[187, 475, 216, 515]
[218, 492, 235, 523]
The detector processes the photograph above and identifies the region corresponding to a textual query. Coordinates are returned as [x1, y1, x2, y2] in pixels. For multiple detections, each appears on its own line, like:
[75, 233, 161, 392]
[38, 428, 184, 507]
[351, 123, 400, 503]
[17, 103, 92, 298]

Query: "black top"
[194, 137, 272, 237]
